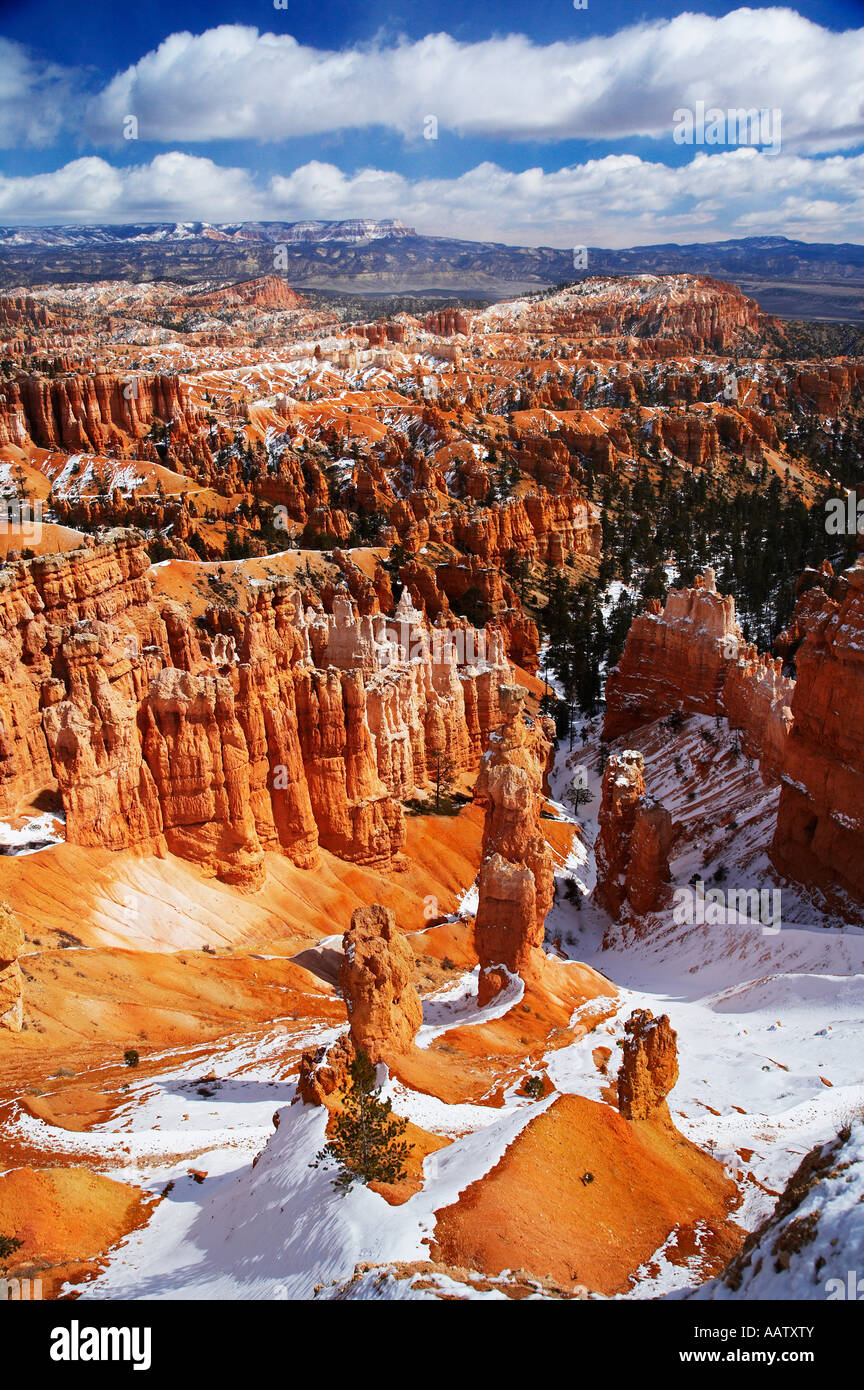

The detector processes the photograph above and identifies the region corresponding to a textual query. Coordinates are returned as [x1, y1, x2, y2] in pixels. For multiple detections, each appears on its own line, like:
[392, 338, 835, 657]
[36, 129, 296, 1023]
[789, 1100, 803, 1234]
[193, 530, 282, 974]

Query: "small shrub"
[124, 1048, 140, 1068]
[564, 879, 583, 908]
[0, 1234, 23, 1273]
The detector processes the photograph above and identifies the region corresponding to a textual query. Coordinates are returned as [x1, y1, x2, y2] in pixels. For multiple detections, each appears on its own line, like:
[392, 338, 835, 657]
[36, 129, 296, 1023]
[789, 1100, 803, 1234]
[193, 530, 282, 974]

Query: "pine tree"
[387, 541, 410, 574]
[0, 1234, 23, 1275]
[431, 745, 457, 812]
[312, 1050, 411, 1193]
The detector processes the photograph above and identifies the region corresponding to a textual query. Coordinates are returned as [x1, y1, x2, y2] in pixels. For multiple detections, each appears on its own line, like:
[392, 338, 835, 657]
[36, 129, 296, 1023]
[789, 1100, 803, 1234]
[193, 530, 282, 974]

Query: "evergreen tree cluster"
[540, 450, 858, 707]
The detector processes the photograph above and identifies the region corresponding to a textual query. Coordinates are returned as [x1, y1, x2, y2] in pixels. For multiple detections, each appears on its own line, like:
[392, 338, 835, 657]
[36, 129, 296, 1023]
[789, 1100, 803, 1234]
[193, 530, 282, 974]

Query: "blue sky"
[0, 1, 862, 245]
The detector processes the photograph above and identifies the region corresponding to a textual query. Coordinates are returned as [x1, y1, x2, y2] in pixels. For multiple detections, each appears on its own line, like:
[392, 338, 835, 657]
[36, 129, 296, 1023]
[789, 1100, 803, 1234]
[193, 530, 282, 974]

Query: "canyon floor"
[1, 703, 860, 1300]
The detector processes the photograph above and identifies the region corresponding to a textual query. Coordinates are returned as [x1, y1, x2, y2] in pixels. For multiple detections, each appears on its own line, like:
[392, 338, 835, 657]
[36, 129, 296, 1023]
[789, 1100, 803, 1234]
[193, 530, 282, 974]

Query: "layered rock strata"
[771, 562, 864, 906]
[603, 563, 864, 914]
[603, 568, 740, 741]
[297, 902, 421, 1105]
[603, 568, 794, 785]
[0, 531, 512, 888]
[0, 371, 196, 454]
[340, 903, 422, 1057]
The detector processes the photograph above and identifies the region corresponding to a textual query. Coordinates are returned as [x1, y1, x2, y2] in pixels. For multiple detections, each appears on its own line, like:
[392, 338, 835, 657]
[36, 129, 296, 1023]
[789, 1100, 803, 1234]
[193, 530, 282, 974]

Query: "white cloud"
[83, 11, 864, 153]
[1, 148, 862, 247]
[0, 39, 83, 148]
[0, 154, 259, 225]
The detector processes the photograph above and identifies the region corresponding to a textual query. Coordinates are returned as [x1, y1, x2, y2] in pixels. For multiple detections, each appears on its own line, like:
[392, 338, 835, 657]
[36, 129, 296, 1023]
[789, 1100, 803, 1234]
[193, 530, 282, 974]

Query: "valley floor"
[2, 700, 861, 1301]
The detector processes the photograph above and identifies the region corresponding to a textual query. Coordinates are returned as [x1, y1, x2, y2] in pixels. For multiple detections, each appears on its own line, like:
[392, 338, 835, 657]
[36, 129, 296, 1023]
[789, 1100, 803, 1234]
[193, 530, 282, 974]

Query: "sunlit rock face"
[0, 902, 23, 1033]
[603, 569, 740, 742]
[617, 1009, 679, 1122]
[0, 534, 511, 887]
[771, 561, 864, 908]
[595, 750, 674, 921]
[473, 686, 556, 1005]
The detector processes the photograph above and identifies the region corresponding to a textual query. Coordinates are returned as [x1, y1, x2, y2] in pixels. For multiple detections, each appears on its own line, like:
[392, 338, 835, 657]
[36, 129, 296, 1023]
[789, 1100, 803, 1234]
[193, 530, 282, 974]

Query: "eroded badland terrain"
[0, 270, 863, 1301]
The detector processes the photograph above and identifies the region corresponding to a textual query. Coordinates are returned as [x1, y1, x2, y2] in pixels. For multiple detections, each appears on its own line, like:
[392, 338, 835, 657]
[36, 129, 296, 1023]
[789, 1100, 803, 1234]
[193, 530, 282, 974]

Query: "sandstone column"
[595, 750, 674, 920]
[617, 1009, 679, 1121]
[473, 686, 555, 1005]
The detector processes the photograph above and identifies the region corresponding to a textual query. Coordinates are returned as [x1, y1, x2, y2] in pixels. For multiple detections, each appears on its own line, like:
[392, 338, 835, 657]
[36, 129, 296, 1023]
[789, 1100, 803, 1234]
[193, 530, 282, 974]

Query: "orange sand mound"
[2, 944, 343, 1078]
[0, 803, 483, 955]
[0, 1166, 156, 1294]
[20, 1085, 119, 1132]
[0, 804, 485, 1088]
[431, 1093, 740, 1294]
[389, 954, 616, 1106]
[0, 521, 84, 558]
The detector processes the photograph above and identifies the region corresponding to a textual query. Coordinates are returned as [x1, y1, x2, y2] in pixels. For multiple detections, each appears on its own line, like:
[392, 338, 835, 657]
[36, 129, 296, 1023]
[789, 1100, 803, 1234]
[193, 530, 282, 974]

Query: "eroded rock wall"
[0, 531, 510, 889]
[0, 901, 23, 1033]
[771, 562, 864, 906]
[595, 750, 675, 920]
[603, 568, 739, 741]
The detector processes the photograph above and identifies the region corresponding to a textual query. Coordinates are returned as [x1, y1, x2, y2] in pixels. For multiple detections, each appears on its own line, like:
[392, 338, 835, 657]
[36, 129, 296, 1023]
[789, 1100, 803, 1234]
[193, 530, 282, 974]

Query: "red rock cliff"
[0, 371, 196, 454]
[595, 750, 675, 920]
[603, 568, 740, 741]
[1, 531, 511, 891]
[771, 561, 864, 908]
[340, 903, 422, 1058]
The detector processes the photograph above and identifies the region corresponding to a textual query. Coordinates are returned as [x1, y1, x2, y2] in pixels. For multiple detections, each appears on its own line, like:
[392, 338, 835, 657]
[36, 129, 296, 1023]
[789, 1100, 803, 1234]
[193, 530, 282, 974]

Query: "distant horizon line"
[1, 222, 862, 253]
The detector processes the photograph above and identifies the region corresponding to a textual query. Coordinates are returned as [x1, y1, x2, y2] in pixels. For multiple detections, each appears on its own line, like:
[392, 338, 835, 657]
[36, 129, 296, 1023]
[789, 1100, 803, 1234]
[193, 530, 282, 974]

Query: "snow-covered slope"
[545, 709, 864, 1293]
[688, 1120, 864, 1300]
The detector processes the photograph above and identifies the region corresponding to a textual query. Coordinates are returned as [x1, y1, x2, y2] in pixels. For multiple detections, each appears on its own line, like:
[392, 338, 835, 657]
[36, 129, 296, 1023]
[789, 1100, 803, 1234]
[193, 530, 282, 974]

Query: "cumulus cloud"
[83, 11, 864, 153]
[1, 148, 862, 247]
[0, 39, 84, 148]
[0, 154, 259, 225]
